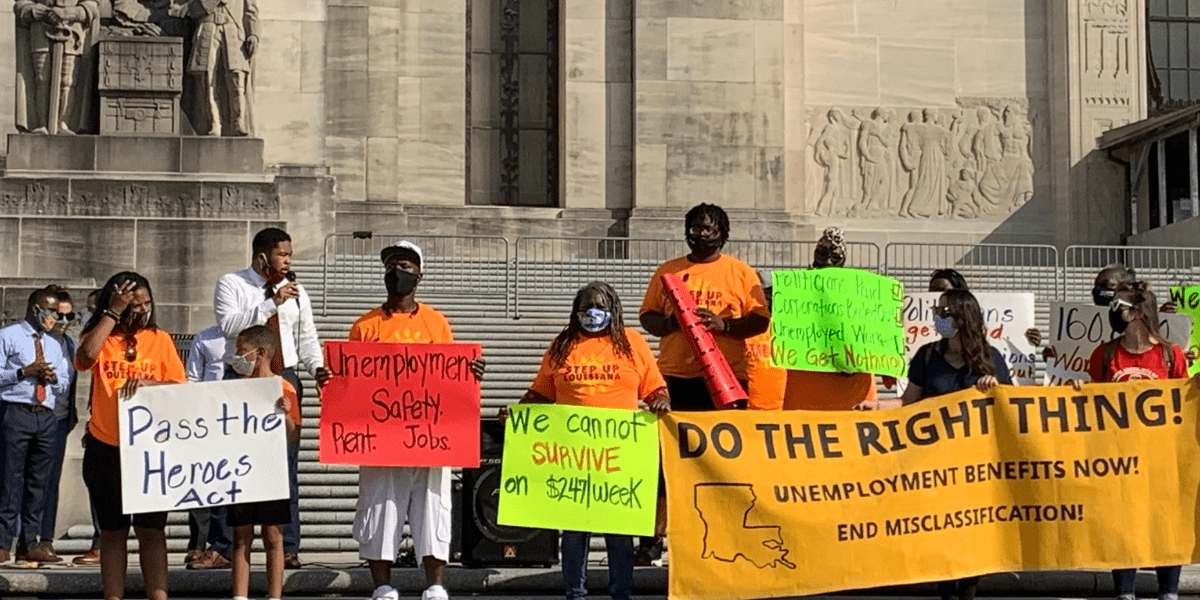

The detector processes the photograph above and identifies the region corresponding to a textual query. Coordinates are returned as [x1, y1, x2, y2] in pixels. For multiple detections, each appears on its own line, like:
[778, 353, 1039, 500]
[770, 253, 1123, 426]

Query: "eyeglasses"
[123, 334, 137, 362]
[1110, 299, 1135, 313]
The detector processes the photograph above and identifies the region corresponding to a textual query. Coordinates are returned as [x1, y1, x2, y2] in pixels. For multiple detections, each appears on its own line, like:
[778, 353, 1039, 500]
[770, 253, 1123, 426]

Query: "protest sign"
[319, 341, 482, 468]
[660, 379, 1200, 600]
[1045, 302, 1192, 384]
[770, 268, 906, 377]
[497, 404, 659, 536]
[904, 292, 1038, 384]
[1169, 286, 1200, 375]
[119, 377, 289, 514]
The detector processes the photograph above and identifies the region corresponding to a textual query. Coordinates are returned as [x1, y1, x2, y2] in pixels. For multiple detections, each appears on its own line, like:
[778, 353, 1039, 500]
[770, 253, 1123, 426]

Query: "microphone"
[285, 271, 301, 309]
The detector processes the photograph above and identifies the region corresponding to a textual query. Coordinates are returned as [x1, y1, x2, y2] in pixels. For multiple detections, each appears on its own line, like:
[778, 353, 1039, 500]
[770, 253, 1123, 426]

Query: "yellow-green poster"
[770, 267, 906, 377]
[1169, 285, 1200, 375]
[497, 404, 659, 536]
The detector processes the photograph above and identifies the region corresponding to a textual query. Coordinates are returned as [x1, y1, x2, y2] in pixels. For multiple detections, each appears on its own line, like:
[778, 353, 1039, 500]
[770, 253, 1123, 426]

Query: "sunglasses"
[1110, 299, 1135, 313]
[123, 334, 137, 362]
[55, 312, 75, 322]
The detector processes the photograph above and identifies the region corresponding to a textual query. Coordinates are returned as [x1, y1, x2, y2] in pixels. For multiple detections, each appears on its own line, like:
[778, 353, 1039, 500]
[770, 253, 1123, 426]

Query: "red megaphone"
[661, 273, 749, 409]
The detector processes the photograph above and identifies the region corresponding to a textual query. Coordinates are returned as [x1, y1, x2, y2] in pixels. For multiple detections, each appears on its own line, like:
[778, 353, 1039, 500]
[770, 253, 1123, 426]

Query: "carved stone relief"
[805, 99, 1040, 219]
[0, 180, 279, 218]
[1081, 0, 1130, 107]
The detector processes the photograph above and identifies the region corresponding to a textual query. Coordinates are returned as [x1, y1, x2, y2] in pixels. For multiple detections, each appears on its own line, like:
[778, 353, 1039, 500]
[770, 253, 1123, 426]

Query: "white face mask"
[229, 351, 257, 376]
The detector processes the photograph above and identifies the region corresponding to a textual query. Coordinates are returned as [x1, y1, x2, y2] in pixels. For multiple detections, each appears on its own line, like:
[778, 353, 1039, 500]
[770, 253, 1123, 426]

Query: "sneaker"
[71, 548, 100, 565]
[422, 584, 449, 600]
[186, 549, 231, 570]
[184, 549, 204, 565]
[371, 585, 399, 600]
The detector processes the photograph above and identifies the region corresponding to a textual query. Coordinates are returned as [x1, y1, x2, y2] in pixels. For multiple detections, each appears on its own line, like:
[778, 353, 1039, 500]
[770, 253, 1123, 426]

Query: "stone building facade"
[0, 0, 1154, 330]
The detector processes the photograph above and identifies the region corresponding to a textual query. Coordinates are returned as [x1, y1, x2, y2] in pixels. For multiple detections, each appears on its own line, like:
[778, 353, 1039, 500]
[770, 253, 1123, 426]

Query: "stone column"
[254, 0, 328, 168]
[1053, 0, 1147, 246]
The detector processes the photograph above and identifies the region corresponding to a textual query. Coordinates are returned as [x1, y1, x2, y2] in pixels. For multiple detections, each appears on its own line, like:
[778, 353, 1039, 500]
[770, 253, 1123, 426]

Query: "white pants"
[354, 466, 452, 562]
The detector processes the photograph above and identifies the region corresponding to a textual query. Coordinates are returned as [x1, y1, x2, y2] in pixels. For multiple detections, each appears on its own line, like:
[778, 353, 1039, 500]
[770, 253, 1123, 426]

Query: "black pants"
[938, 576, 979, 600]
[665, 376, 748, 411]
[0, 403, 60, 548]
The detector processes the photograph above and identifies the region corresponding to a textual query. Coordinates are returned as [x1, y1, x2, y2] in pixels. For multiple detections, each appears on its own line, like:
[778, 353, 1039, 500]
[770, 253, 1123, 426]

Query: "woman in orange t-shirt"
[74, 272, 185, 600]
[515, 282, 669, 600]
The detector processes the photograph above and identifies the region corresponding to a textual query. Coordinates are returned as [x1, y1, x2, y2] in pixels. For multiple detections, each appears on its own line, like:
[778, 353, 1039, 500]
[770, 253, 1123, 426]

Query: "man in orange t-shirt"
[316, 241, 484, 600]
[640, 203, 769, 412]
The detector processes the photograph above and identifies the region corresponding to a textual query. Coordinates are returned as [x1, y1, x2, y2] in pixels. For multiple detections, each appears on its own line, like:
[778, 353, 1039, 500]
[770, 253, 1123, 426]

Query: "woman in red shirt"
[1074, 280, 1187, 600]
[511, 282, 669, 600]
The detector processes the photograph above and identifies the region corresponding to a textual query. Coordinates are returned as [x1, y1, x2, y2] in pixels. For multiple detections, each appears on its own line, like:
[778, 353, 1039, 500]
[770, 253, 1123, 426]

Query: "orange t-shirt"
[640, 254, 769, 379]
[349, 304, 454, 345]
[783, 370, 877, 411]
[281, 379, 300, 426]
[81, 328, 188, 446]
[744, 331, 785, 411]
[529, 328, 666, 410]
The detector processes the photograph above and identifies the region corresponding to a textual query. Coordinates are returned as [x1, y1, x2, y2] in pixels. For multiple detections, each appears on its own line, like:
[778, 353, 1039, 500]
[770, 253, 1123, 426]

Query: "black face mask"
[1093, 285, 1116, 307]
[385, 269, 419, 297]
[1109, 306, 1129, 334]
[686, 233, 724, 254]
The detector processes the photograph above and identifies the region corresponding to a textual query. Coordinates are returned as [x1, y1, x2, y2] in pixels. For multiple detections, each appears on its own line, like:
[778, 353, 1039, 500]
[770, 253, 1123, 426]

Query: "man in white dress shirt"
[192, 227, 322, 569]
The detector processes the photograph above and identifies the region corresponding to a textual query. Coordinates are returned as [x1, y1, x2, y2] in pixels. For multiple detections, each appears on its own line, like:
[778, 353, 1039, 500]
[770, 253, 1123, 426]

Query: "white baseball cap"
[380, 240, 423, 268]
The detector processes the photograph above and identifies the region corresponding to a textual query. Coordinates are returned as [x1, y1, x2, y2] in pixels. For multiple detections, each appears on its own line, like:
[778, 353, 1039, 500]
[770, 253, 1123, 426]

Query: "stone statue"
[947, 168, 980, 219]
[854, 108, 897, 214]
[813, 108, 851, 217]
[14, 0, 100, 134]
[898, 109, 951, 218]
[181, 0, 259, 136]
[971, 107, 1003, 176]
[105, 0, 188, 36]
[977, 104, 1035, 210]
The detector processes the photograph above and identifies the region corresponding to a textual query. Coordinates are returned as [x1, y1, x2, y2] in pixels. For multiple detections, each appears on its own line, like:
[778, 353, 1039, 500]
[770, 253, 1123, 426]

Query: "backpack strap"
[1102, 339, 1120, 382]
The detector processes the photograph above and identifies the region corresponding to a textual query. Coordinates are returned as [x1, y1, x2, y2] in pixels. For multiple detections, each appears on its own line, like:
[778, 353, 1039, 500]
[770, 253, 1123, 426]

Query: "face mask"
[580, 308, 612, 333]
[123, 308, 152, 330]
[685, 233, 724, 254]
[229, 351, 257, 376]
[385, 269, 420, 296]
[933, 314, 958, 338]
[1109, 305, 1129, 334]
[35, 309, 57, 331]
[1092, 285, 1116, 307]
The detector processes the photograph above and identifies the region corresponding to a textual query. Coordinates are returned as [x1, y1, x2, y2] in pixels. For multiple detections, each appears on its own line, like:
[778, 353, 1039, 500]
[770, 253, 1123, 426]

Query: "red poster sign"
[319, 341, 482, 467]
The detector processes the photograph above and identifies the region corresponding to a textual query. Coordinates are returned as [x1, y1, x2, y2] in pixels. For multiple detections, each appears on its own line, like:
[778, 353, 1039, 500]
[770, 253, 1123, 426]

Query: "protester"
[228, 325, 299, 600]
[76, 272, 185, 600]
[38, 288, 80, 563]
[901, 288, 1010, 600]
[201, 227, 321, 570]
[639, 203, 769, 410]
[72, 291, 102, 567]
[1066, 280, 1187, 600]
[783, 227, 878, 410]
[0, 286, 73, 564]
[744, 271, 784, 411]
[504, 282, 669, 600]
[182, 324, 227, 566]
[316, 241, 485, 600]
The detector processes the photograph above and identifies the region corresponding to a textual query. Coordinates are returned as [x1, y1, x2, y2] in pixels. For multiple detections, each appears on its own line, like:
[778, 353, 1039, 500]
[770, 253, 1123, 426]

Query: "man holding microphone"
[190, 227, 322, 570]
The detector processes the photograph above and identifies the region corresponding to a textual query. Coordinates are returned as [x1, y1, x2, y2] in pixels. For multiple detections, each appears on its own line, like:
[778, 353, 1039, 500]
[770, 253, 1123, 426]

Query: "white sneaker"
[371, 585, 399, 600]
[422, 584, 449, 600]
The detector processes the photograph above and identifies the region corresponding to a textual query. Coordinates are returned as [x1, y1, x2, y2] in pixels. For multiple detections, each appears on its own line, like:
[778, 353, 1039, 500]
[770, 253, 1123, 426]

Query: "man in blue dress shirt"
[0, 286, 73, 564]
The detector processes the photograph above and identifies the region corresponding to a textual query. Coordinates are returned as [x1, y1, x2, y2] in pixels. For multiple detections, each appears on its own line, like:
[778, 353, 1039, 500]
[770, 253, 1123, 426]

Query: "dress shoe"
[72, 548, 100, 565]
[186, 549, 230, 570]
[32, 541, 61, 563]
[283, 552, 302, 569]
[0, 548, 10, 564]
[184, 549, 204, 565]
[24, 544, 59, 564]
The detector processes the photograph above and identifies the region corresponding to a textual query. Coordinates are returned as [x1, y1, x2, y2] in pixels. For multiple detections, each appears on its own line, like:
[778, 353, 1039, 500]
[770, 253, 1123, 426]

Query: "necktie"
[32, 333, 46, 404]
[264, 281, 285, 375]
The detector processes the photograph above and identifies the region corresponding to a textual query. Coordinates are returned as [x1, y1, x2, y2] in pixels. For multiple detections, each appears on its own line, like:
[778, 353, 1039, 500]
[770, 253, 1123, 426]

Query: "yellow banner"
[661, 380, 1200, 600]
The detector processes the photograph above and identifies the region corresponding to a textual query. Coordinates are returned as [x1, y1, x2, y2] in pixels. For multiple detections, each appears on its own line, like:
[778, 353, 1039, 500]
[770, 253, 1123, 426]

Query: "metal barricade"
[512, 237, 880, 317]
[883, 243, 1061, 300]
[1063, 245, 1200, 302]
[321, 233, 510, 316]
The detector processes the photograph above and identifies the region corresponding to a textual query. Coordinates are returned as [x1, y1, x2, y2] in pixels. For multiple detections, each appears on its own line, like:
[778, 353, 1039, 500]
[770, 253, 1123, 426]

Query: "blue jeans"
[1113, 566, 1182, 595]
[211, 367, 302, 556]
[561, 531, 634, 600]
[38, 415, 74, 540]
